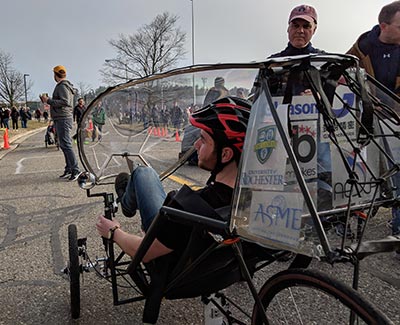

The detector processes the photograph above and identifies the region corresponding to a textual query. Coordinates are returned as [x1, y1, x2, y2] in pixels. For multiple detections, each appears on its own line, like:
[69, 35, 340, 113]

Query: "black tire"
[252, 268, 392, 325]
[68, 224, 80, 319]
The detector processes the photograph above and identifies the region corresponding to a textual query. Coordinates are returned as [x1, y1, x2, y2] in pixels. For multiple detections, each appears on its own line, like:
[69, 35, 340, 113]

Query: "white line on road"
[15, 154, 61, 174]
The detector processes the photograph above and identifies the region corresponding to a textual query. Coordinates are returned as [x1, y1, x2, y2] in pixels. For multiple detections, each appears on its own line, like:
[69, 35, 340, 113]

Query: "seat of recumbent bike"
[139, 186, 278, 323]
[163, 234, 272, 300]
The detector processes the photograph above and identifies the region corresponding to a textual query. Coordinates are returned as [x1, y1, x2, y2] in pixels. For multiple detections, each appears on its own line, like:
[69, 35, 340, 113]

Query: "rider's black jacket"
[156, 181, 232, 253]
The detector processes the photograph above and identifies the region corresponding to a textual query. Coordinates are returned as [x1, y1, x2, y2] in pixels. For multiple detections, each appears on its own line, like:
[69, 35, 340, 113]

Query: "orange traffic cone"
[148, 126, 153, 134]
[3, 128, 10, 149]
[157, 127, 162, 137]
[175, 129, 181, 142]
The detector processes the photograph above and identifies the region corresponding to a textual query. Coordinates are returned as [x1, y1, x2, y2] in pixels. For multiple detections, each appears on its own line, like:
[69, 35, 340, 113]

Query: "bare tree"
[0, 51, 32, 107]
[101, 12, 186, 84]
[76, 81, 92, 98]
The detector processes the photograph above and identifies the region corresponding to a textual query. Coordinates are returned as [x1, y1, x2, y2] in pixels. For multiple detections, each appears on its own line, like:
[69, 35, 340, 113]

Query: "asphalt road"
[0, 129, 399, 325]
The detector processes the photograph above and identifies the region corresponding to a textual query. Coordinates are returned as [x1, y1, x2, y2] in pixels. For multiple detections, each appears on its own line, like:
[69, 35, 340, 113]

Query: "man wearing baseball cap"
[267, 5, 332, 214]
[40, 65, 81, 181]
[269, 4, 324, 57]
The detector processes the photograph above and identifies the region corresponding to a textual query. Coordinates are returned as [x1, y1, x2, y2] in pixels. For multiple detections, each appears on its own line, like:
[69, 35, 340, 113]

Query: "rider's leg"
[121, 166, 167, 231]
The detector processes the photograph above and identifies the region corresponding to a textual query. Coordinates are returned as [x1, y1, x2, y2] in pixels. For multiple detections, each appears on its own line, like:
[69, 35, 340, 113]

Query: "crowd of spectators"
[0, 106, 49, 130]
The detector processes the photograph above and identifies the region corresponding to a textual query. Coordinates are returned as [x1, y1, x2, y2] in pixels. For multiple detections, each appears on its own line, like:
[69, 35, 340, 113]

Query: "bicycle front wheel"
[68, 224, 80, 319]
[251, 268, 392, 325]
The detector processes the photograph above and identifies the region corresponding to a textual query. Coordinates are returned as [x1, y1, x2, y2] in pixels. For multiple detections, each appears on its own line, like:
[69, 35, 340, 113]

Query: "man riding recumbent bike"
[66, 54, 400, 324]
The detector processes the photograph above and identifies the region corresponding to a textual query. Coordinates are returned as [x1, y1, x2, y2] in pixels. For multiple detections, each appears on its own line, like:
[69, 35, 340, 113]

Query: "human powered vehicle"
[65, 54, 400, 324]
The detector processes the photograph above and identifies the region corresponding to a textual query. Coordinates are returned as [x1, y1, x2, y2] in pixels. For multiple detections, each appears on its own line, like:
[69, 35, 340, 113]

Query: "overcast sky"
[1, 0, 391, 100]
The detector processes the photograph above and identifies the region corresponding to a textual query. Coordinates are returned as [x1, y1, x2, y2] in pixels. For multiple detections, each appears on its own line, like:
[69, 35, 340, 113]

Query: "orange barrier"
[3, 128, 10, 149]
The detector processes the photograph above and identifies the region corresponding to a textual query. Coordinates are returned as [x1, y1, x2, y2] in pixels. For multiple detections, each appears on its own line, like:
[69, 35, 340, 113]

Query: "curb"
[0, 127, 47, 160]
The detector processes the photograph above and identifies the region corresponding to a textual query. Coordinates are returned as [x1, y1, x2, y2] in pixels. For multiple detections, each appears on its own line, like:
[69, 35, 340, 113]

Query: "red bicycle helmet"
[189, 96, 251, 154]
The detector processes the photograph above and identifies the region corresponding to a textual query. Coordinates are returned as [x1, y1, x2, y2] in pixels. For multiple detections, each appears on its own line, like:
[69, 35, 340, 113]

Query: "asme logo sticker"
[254, 126, 277, 164]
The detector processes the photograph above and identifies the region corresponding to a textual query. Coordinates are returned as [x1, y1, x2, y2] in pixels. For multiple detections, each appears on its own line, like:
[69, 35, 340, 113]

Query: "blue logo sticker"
[254, 126, 277, 164]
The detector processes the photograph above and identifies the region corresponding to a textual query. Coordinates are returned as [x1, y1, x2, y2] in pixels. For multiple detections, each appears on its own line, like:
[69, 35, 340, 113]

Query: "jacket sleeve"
[48, 84, 71, 108]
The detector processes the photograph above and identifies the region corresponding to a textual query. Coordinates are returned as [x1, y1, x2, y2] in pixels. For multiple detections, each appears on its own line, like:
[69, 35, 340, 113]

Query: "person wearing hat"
[40, 65, 80, 181]
[269, 4, 324, 58]
[203, 76, 229, 106]
[266, 5, 332, 213]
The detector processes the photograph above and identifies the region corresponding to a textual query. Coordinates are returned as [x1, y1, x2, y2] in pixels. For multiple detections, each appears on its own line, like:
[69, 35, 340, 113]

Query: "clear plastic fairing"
[76, 65, 260, 182]
[231, 54, 400, 258]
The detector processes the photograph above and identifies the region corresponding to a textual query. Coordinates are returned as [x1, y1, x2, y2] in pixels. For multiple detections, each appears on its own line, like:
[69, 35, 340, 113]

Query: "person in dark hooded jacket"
[40, 65, 80, 181]
[347, 1, 400, 259]
[347, 1, 400, 96]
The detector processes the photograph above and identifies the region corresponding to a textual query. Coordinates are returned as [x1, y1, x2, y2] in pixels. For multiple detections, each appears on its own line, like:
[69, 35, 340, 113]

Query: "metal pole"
[191, 0, 195, 66]
[191, 0, 196, 105]
[23, 74, 29, 107]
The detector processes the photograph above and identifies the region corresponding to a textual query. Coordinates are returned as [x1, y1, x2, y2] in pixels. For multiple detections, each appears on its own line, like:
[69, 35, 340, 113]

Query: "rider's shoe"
[59, 170, 71, 179]
[115, 172, 129, 200]
[68, 170, 81, 181]
[115, 172, 137, 217]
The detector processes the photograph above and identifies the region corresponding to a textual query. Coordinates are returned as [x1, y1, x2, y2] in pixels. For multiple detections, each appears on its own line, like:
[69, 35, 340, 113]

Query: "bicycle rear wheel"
[251, 268, 392, 325]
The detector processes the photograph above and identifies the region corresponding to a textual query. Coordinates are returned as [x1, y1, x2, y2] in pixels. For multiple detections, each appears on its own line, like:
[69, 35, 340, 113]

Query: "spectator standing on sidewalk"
[91, 101, 105, 142]
[72, 98, 86, 141]
[40, 65, 80, 181]
[2, 107, 10, 129]
[10, 106, 19, 130]
[347, 1, 400, 258]
[73, 98, 86, 126]
[35, 108, 42, 122]
[20, 107, 30, 128]
[170, 101, 183, 132]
